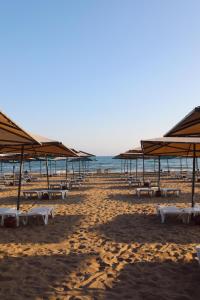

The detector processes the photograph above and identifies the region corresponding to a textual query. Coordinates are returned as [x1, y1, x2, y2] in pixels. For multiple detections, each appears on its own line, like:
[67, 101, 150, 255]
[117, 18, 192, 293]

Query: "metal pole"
[13, 163, 15, 185]
[167, 158, 170, 173]
[180, 157, 183, 175]
[45, 156, 50, 190]
[17, 146, 24, 210]
[154, 159, 156, 173]
[39, 160, 42, 176]
[158, 156, 161, 189]
[65, 158, 68, 181]
[136, 158, 138, 179]
[196, 157, 199, 172]
[186, 157, 189, 170]
[55, 160, 57, 175]
[72, 161, 75, 178]
[142, 155, 145, 183]
[192, 144, 196, 208]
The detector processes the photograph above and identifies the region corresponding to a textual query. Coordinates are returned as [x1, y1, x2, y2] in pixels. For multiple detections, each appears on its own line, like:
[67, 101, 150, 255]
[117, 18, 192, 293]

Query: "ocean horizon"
[1, 156, 198, 174]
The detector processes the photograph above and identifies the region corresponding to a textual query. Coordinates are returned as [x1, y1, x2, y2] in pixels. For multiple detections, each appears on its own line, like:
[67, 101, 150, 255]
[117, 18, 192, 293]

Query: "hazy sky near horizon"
[0, 0, 200, 155]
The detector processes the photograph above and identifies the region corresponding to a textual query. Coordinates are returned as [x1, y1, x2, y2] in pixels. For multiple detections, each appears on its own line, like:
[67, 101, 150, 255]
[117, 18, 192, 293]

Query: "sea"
[0, 156, 198, 174]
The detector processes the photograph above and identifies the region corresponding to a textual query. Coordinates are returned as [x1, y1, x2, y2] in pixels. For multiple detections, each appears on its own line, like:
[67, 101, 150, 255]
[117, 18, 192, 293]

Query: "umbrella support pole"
[136, 158, 138, 179]
[192, 144, 196, 207]
[142, 156, 145, 184]
[45, 156, 50, 190]
[155, 156, 161, 197]
[17, 146, 24, 211]
[65, 158, 68, 181]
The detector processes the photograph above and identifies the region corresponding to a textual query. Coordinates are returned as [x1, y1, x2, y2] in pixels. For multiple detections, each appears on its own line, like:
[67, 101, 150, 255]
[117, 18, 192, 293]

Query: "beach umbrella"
[165, 106, 200, 137]
[0, 111, 40, 147]
[113, 148, 155, 182]
[69, 150, 95, 176]
[1, 135, 77, 204]
[0, 111, 41, 210]
[141, 136, 200, 207]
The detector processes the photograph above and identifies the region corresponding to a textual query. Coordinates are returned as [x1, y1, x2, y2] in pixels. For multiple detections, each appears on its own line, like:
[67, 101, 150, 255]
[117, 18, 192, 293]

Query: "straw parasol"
[1, 134, 77, 208]
[141, 136, 200, 207]
[0, 111, 40, 146]
[69, 149, 95, 176]
[114, 147, 158, 181]
[0, 111, 41, 209]
[165, 106, 200, 137]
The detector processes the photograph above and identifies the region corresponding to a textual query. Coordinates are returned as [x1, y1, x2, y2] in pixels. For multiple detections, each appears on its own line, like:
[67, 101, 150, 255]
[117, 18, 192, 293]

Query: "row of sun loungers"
[136, 187, 181, 197]
[23, 189, 68, 200]
[0, 206, 54, 226]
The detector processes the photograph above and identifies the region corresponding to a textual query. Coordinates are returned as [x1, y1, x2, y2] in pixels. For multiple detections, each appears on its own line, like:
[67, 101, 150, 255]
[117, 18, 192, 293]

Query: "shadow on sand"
[104, 260, 200, 300]
[107, 192, 197, 205]
[0, 214, 84, 244]
[0, 252, 102, 299]
[95, 213, 200, 244]
[0, 193, 86, 206]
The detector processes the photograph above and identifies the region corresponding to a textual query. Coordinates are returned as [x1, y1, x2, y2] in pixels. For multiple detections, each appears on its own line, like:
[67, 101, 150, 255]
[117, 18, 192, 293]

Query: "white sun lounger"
[49, 183, 69, 190]
[161, 188, 181, 197]
[44, 189, 68, 200]
[23, 189, 69, 200]
[0, 208, 22, 226]
[157, 206, 183, 223]
[136, 187, 154, 197]
[157, 205, 200, 223]
[23, 190, 43, 199]
[26, 206, 54, 225]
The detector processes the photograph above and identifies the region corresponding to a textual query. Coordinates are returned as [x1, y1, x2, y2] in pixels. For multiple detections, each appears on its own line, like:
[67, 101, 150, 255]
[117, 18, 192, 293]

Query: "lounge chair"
[26, 206, 54, 225]
[23, 190, 43, 199]
[0, 208, 22, 226]
[160, 188, 181, 197]
[136, 187, 154, 197]
[157, 206, 183, 223]
[157, 205, 200, 223]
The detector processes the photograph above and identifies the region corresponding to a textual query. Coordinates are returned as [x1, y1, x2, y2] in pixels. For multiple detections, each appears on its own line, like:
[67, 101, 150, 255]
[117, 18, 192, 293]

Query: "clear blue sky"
[0, 0, 200, 155]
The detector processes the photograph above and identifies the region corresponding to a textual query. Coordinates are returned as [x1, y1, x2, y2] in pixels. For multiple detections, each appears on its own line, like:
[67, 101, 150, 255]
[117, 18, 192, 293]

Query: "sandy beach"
[0, 174, 200, 300]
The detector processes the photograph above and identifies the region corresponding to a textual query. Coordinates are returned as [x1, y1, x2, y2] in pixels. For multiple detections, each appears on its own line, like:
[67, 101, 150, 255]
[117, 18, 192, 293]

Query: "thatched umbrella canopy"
[165, 106, 200, 137]
[2, 134, 76, 157]
[141, 136, 200, 207]
[0, 111, 41, 210]
[1, 134, 77, 208]
[113, 146, 158, 181]
[0, 111, 40, 147]
[69, 149, 95, 175]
